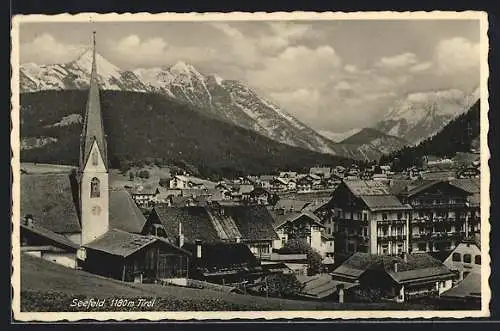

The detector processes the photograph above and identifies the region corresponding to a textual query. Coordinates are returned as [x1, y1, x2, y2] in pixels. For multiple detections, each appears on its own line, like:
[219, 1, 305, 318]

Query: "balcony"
[378, 234, 406, 242]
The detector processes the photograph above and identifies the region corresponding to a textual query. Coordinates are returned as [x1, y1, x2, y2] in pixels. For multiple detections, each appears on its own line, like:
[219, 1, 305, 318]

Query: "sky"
[18, 19, 481, 133]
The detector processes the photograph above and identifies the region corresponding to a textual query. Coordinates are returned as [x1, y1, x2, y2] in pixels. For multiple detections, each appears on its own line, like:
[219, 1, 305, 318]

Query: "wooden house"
[331, 252, 455, 302]
[20, 216, 79, 269]
[79, 229, 191, 285]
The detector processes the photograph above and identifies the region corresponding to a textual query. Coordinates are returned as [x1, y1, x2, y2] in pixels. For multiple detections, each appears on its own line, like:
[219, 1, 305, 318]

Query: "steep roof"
[83, 228, 190, 257]
[153, 205, 221, 243]
[21, 223, 79, 250]
[20, 173, 81, 234]
[109, 189, 147, 233]
[222, 205, 279, 241]
[80, 32, 107, 171]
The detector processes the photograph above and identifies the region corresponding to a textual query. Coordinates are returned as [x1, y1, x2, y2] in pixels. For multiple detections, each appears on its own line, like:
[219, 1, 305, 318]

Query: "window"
[452, 253, 461, 262]
[397, 212, 403, 220]
[418, 243, 427, 251]
[90, 177, 100, 198]
[418, 211, 424, 218]
[475, 255, 481, 265]
[363, 213, 368, 221]
[91, 150, 99, 166]
[463, 254, 472, 264]
[382, 213, 388, 220]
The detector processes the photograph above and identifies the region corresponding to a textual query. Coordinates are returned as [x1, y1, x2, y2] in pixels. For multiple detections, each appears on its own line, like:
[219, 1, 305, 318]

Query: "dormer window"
[90, 177, 100, 198]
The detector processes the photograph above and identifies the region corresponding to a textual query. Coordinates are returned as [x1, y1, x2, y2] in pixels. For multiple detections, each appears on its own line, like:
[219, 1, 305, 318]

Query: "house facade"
[397, 181, 473, 253]
[326, 180, 412, 256]
[331, 252, 455, 302]
[443, 235, 481, 283]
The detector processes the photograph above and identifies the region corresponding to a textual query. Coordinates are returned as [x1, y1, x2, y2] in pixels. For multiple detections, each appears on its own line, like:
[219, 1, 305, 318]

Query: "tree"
[262, 273, 304, 298]
[159, 177, 170, 187]
[284, 239, 323, 275]
[267, 193, 280, 207]
[138, 170, 150, 179]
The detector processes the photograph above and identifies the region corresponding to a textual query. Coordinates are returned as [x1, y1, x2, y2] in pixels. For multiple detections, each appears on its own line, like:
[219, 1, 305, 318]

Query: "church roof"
[80, 32, 108, 171]
[20, 173, 81, 234]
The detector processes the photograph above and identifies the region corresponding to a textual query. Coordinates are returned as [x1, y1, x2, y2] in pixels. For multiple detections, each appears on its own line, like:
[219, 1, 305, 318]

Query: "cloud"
[435, 37, 480, 75]
[409, 62, 433, 73]
[20, 33, 85, 64]
[375, 52, 418, 69]
[113, 35, 167, 59]
[246, 45, 342, 90]
[344, 64, 358, 73]
[270, 88, 322, 119]
[334, 81, 352, 91]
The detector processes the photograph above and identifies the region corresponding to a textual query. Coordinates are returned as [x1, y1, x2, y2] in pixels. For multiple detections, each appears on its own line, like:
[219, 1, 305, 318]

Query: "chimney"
[336, 283, 345, 303]
[178, 221, 184, 247]
[393, 261, 398, 273]
[402, 252, 408, 263]
[24, 214, 34, 227]
[195, 239, 202, 259]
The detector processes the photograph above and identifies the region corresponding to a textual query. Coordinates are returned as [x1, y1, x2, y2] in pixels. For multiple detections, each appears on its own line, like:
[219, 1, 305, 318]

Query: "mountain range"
[375, 88, 480, 145]
[20, 49, 411, 160]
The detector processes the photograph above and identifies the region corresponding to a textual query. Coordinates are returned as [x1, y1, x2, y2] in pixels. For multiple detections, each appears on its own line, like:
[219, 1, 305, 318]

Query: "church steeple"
[80, 31, 108, 171]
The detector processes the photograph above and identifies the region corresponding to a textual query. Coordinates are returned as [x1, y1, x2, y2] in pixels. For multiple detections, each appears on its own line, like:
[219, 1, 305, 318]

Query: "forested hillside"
[379, 100, 480, 170]
[20, 90, 356, 180]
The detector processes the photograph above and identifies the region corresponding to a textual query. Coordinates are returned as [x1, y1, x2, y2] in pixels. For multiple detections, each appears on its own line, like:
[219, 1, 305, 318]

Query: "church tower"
[79, 32, 109, 245]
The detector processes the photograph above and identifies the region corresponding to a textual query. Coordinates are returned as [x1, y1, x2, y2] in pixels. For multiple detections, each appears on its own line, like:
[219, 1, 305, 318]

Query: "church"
[20, 33, 191, 283]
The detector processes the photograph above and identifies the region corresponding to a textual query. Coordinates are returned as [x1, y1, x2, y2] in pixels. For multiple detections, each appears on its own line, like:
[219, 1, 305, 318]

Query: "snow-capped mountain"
[20, 51, 407, 160]
[21, 49, 149, 92]
[375, 88, 480, 145]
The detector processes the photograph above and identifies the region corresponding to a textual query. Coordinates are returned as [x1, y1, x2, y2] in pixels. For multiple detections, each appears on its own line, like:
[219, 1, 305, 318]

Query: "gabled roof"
[152, 205, 221, 243]
[20, 173, 81, 234]
[275, 211, 324, 230]
[83, 228, 191, 257]
[80, 33, 107, 171]
[449, 178, 480, 193]
[109, 189, 147, 233]
[403, 180, 470, 197]
[274, 199, 311, 212]
[332, 252, 454, 284]
[359, 195, 412, 212]
[21, 223, 79, 250]
[344, 180, 392, 196]
[221, 205, 279, 241]
[298, 274, 357, 299]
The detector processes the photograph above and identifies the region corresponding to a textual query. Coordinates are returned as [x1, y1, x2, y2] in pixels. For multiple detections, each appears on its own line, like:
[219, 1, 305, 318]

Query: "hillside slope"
[380, 100, 480, 170]
[20, 90, 355, 179]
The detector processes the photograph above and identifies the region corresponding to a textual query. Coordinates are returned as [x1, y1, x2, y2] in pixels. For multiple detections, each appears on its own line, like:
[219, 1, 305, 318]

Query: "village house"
[442, 234, 481, 283]
[20, 215, 79, 269]
[310, 167, 332, 178]
[331, 252, 455, 302]
[326, 180, 412, 257]
[256, 175, 275, 189]
[274, 211, 334, 259]
[143, 202, 280, 260]
[169, 175, 217, 190]
[395, 180, 474, 253]
[182, 240, 264, 285]
[129, 183, 158, 208]
[79, 228, 192, 285]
